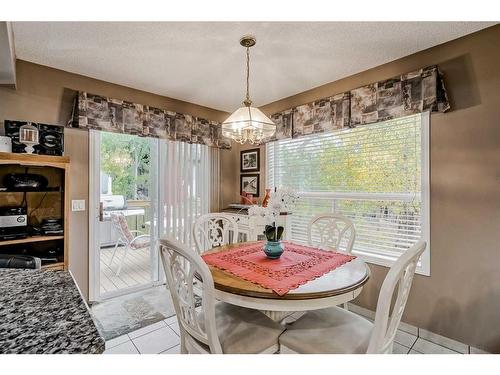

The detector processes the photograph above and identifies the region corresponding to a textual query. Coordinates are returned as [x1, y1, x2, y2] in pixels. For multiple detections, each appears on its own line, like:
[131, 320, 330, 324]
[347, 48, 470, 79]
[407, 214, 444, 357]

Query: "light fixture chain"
[246, 46, 251, 104]
[221, 35, 275, 144]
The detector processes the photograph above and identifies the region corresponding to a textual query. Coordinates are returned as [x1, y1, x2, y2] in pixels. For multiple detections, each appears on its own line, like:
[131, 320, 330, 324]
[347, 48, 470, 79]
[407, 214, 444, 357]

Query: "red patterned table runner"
[202, 241, 356, 296]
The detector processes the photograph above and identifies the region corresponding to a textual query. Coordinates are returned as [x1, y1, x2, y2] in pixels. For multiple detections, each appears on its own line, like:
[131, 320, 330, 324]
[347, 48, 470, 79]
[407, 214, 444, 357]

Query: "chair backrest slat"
[367, 240, 427, 353]
[307, 214, 356, 253]
[110, 213, 134, 244]
[193, 213, 240, 254]
[159, 237, 223, 353]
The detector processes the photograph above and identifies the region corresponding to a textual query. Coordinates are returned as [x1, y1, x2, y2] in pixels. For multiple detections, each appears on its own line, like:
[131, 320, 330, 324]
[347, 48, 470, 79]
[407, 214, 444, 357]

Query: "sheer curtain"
[158, 140, 219, 250]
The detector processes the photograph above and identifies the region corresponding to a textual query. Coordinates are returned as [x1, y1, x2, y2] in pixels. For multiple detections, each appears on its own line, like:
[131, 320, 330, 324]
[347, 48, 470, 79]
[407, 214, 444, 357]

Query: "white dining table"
[202, 241, 371, 321]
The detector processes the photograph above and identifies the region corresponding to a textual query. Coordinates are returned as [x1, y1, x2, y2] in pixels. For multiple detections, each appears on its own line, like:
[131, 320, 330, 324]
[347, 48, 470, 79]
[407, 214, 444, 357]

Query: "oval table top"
[202, 241, 370, 300]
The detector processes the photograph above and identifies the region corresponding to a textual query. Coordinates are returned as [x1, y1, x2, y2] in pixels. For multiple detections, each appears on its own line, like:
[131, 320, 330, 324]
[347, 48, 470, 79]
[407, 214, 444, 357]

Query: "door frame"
[88, 129, 162, 302]
[88, 129, 101, 302]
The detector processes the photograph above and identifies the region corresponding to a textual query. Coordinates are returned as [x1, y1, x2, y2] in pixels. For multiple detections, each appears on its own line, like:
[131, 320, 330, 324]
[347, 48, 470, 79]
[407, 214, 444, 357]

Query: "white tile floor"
[103, 310, 469, 354]
[352, 314, 462, 354]
[347, 304, 487, 354]
[104, 317, 180, 354]
[411, 337, 459, 354]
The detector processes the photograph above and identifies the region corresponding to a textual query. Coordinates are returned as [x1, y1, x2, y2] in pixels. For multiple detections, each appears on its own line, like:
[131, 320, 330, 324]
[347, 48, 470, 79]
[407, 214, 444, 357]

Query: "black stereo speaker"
[3, 120, 64, 156]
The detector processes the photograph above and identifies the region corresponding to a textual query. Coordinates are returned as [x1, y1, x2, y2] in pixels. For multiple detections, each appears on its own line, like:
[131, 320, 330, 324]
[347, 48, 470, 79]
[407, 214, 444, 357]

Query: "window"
[267, 113, 430, 275]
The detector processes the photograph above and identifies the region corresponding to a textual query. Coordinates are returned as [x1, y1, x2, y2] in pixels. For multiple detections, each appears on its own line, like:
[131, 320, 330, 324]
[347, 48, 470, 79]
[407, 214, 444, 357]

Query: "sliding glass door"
[89, 132, 217, 301]
[89, 130, 160, 301]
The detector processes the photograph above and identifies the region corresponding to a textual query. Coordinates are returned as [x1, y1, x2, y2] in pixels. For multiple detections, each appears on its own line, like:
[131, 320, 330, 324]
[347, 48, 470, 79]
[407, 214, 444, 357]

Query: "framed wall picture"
[240, 148, 260, 172]
[240, 174, 260, 197]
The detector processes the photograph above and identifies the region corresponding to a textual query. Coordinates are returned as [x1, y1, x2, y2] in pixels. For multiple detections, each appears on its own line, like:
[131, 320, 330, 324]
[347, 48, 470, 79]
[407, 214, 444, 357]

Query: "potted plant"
[248, 187, 299, 259]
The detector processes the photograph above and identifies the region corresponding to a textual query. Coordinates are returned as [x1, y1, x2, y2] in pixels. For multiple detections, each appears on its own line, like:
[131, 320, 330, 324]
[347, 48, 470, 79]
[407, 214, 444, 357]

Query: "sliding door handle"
[99, 202, 104, 222]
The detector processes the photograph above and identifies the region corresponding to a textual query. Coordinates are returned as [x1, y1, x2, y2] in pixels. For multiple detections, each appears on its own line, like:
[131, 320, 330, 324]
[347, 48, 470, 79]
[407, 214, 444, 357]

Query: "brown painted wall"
[220, 143, 267, 208]
[2, 24, 499, 351]
[221, 25, 500, 352]
[0, 60, 228, 300]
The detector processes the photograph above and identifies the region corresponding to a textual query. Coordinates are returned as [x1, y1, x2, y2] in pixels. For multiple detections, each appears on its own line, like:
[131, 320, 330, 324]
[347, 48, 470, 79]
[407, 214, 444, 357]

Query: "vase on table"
[262, 189, 271, 208]
[263, 224, 285, 259]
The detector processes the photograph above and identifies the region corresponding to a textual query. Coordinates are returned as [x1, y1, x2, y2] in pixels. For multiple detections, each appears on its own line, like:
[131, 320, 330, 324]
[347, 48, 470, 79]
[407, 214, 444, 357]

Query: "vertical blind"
[159, 140, 216, 250]
[267, 113, 429, 272]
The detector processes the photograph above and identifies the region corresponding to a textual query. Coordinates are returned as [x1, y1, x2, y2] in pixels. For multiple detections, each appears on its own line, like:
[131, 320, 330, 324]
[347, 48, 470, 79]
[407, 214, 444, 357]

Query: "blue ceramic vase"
[263, 240, 284, 259]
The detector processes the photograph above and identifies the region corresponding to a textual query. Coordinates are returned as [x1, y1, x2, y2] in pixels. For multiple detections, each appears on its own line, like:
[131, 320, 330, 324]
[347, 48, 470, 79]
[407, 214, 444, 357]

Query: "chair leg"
[116, 245, 129, 276]
[108, 240, 120, 266]
[179, 326, 188, 354]
[180, 334, 188, 354]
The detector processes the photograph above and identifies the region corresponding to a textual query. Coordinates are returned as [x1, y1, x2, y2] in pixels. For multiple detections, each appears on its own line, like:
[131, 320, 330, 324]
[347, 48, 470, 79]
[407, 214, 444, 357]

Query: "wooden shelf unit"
[0, 152, 70, 270]
[0, 187, 63, 193]
[41, 262, 65, 271]
[0, 235, 65, 247]
[0, 152, 70, 165]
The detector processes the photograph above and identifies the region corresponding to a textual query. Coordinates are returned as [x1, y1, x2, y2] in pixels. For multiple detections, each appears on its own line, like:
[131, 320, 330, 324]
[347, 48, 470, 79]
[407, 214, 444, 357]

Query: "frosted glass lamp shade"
[19, 122, 39, 154]
[222, 106, 275, 144]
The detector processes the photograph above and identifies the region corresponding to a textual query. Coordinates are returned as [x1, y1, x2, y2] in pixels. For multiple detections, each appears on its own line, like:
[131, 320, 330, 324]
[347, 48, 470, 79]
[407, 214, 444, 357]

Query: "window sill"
[352, 249, 430, 277]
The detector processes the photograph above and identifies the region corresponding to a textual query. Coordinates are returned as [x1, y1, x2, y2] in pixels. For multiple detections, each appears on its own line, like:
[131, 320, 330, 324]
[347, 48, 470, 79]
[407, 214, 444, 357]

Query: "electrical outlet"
[71, 199, 86, 212]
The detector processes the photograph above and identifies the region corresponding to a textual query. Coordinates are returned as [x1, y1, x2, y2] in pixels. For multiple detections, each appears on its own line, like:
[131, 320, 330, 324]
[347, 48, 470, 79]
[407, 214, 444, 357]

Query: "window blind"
[159, 140, 213, 250]
[267, 113, 429, 273]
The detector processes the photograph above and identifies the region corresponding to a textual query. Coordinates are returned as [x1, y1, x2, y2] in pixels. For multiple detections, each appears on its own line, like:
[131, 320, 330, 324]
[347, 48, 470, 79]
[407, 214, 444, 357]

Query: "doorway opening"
[90, 130, 160, 301]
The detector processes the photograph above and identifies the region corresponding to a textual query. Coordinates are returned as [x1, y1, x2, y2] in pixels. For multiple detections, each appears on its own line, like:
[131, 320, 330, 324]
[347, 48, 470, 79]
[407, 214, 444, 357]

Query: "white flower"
[248, 205, 265, 217]
[268, 197, 283, 214]
[263, 212, 275, 225]
[248, 187, 299, 226]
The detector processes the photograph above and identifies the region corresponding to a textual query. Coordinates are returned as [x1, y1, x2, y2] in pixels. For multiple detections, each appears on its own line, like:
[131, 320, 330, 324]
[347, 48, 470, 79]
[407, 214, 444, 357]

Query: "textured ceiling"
[12, 22, 495, 112]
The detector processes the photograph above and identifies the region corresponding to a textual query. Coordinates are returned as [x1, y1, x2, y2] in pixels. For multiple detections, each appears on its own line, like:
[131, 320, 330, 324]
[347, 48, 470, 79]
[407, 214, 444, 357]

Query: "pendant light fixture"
[222, 36, 275, 144]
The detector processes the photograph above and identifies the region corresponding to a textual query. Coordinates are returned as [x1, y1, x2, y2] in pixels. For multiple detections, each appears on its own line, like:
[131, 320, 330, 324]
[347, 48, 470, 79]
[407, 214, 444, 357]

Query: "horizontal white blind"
[267, 114, 427, 267]
[159, 140, 211, 250]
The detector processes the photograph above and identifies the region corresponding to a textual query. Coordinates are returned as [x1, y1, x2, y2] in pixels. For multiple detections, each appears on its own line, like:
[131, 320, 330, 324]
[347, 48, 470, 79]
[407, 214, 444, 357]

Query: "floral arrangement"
[248, 187, 299, 242]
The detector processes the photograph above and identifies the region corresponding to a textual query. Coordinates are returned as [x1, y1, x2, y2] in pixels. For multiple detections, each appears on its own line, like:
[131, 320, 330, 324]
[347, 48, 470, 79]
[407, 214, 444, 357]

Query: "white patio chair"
[307, 213, 356, 253]
[193, 213, 240, 254]
[109, 213, 151, 276]
[279, 240, 427, 354]
[159, 237, 284, 354]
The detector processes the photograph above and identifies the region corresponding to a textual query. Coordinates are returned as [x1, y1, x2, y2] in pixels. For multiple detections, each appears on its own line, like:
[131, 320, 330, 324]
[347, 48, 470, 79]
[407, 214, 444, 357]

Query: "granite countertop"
[0, 269, 105, 354]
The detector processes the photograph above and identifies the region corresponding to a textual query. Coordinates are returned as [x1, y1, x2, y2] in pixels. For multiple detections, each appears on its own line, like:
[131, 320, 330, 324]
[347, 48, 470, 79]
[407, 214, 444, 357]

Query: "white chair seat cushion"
[199, 302, 285, 354]
[279, 307, 373, 354]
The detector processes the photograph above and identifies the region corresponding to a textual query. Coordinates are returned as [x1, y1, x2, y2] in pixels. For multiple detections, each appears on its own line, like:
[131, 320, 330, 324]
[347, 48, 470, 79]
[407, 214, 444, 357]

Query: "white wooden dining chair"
[109, 213, 151, 276]
[159, 237, 284, 354]
[307, 213, 356, 253]
[193, 213, 240, 254]
[279, 240, 427, 354]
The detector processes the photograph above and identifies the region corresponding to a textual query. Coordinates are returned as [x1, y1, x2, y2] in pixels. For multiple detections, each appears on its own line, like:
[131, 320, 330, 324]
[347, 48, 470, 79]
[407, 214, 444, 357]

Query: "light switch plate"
[71, 199, 86, 212]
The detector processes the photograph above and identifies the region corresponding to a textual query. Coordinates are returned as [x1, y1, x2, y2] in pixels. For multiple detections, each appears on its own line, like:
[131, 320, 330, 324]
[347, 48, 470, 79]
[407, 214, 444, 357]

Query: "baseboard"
[347, 303, 375, 320]
[469, 346, 490, 354]
[419, 328, 468, 354]
[347, 302, 490, 354]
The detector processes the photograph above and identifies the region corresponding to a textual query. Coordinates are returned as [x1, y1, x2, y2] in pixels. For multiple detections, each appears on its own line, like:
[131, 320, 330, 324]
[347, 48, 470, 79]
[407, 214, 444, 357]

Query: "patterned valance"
[265, 65, 450, 142]
[68, 92, 231, 149]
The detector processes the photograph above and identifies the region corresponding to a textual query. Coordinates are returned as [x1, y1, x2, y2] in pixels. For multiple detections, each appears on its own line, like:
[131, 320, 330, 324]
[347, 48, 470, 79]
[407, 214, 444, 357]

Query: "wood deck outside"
[100, 245, 152, 295]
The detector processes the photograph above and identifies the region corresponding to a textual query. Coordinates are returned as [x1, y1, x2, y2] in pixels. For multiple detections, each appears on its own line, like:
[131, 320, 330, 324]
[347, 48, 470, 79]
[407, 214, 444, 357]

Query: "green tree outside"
[270, 115, 422, 251]
[100, 132, 152, 200]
